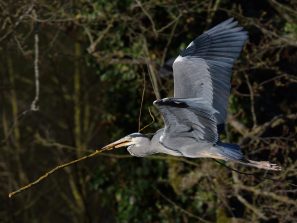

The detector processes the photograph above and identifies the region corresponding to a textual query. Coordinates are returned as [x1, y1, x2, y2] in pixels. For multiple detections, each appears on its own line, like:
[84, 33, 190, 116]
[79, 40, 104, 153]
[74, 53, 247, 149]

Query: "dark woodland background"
[1, 0, 297, 222]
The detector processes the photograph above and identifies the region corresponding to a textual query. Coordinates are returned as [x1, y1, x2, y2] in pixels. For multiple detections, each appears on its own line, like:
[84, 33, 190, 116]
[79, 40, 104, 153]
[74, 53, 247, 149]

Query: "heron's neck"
[150, 129, 181, 156]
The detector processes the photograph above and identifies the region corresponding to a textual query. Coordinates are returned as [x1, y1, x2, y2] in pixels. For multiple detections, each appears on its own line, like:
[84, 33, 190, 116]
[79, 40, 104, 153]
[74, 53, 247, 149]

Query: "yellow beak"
[102, 136, 133, 150]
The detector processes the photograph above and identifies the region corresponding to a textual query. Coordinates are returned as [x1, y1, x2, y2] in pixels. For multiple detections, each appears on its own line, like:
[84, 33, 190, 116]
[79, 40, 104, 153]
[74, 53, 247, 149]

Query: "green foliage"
[284, 22, 297, 37]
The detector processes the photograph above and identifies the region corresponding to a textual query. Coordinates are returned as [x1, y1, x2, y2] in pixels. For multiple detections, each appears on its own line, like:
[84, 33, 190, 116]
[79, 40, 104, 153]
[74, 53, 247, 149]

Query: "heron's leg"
[245, 159, 281, 171]
[230, 158, 282, 171]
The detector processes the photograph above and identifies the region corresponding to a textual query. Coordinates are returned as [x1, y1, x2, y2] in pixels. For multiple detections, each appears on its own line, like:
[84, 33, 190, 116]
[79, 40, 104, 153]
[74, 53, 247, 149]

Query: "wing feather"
[174, 18, 248, 124]
[153, 98, 218, 149]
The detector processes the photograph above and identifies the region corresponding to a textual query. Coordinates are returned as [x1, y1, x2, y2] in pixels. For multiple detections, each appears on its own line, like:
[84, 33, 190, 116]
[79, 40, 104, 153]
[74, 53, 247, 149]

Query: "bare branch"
[30, 10, 40, 111]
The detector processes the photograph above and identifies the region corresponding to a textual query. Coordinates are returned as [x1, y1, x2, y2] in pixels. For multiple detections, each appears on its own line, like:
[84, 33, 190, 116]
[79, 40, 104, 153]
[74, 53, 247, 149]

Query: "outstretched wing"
[173, 18, 248, 124]
[153, 98, 218, 150]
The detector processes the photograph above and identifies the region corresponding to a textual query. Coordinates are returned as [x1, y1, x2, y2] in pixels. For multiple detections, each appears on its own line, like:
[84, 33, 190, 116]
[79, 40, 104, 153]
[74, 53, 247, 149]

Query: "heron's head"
[104, 133, 152, 157]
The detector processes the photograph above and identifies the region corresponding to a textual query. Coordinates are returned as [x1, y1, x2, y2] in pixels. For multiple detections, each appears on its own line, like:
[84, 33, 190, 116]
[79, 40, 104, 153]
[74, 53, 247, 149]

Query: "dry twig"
[8, 144, 119, 198]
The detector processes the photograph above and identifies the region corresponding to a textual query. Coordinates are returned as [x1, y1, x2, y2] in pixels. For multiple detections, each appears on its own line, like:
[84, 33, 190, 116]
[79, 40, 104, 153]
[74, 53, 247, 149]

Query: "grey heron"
[106, 18, 281, 171]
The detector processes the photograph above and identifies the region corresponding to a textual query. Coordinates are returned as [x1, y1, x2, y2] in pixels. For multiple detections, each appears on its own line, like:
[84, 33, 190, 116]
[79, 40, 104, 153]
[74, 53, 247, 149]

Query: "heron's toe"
[261, 161, 282, 171]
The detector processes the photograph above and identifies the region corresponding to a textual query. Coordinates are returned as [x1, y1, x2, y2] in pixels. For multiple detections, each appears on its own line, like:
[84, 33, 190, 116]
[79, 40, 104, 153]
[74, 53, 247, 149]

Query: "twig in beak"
[8, 137, 131, 198]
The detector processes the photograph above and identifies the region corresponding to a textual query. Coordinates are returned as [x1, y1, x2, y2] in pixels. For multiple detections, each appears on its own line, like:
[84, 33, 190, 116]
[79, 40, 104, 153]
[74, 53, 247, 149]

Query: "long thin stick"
[31, 10, 40, 111]
[139, 107, 155, 132]
[8, 145, 115, 198]
[138, 72, 146, 132]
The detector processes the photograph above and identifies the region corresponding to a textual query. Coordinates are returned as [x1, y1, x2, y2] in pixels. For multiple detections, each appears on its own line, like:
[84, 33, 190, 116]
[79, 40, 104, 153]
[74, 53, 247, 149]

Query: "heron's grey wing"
[173, 18, 248, 124]
[153, 98, 218, 149]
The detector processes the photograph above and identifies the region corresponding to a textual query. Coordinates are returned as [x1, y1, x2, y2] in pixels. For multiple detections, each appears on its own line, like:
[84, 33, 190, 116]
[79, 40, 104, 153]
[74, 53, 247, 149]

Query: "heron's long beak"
[102, 136, 133, 150]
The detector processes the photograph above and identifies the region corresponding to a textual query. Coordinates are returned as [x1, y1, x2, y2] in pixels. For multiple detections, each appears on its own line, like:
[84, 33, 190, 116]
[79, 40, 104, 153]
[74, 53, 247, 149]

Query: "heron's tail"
[215, 143, 281, 171]
[215, 142, 243, 160]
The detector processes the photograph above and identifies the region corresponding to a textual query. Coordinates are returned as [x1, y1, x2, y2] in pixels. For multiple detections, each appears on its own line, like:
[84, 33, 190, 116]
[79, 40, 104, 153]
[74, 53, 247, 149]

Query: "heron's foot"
[247, 159, 282, 171]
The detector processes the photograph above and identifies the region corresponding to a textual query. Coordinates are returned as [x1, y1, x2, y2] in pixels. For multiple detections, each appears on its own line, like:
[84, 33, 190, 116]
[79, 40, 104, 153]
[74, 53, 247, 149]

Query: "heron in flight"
[106, 18, 281, 171]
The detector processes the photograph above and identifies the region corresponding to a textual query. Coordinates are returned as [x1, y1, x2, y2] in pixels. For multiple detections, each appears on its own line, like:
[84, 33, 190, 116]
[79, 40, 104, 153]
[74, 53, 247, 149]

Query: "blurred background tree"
[0, 0, 296, 222]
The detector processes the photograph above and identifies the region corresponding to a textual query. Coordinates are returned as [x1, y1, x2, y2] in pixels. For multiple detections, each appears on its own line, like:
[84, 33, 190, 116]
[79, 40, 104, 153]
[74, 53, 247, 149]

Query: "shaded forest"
[1, 0, 296, 222]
